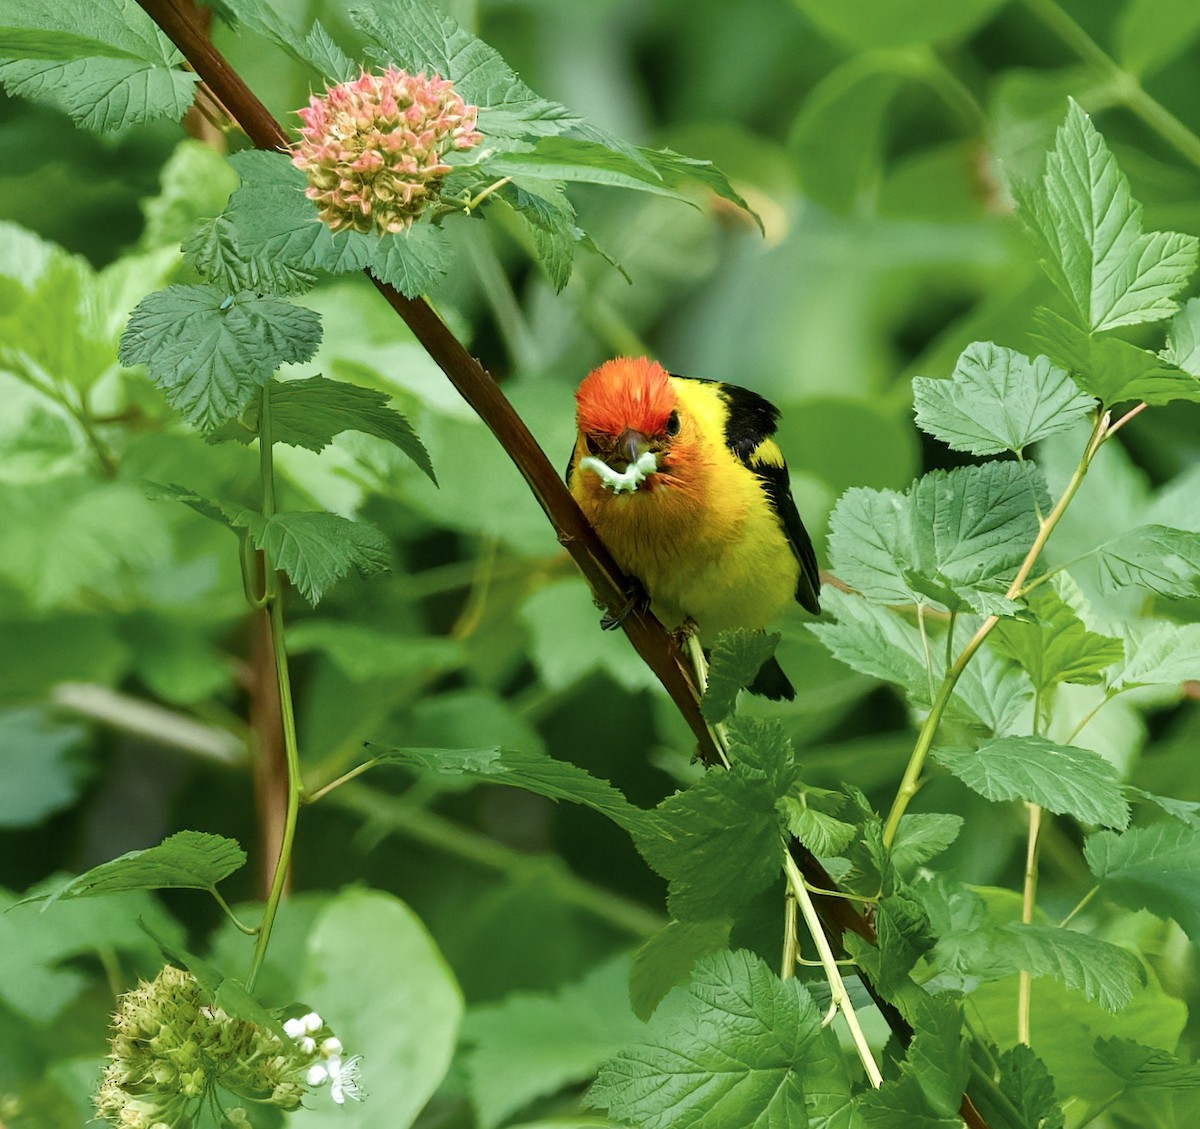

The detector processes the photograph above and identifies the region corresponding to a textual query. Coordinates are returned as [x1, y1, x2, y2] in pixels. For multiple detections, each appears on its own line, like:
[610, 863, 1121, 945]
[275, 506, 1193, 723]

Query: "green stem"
[783, 851, 883, 1087]
[248, 384, 303, 992]
[1021, 0, 1200, 171]
[1060, 883, 1100, 928]
[210, 885, 260, 936]
[882, 412, 1108, 847]
[1017, 803, 1043, 1044]
[304, 758, 379, 804]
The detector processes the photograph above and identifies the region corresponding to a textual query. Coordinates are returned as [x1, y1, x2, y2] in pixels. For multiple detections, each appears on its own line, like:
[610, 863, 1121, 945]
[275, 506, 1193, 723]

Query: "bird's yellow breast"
[570, 379, 800, 639]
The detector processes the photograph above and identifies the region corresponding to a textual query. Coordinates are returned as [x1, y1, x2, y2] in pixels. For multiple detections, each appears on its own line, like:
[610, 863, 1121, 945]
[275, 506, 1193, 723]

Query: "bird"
[566, 356, 821, 699]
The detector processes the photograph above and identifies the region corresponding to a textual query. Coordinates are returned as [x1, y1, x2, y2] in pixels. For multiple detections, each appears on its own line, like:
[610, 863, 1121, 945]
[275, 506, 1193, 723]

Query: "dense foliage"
[4, 1, 1200, 1127]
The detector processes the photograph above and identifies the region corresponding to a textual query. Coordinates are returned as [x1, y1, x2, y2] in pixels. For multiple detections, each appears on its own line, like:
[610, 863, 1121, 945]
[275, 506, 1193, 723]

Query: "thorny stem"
[1017, 802, 1044, 1045]
[248, 384, 303, 992]
[882, 411, 1110, 847]
[783, 852, 883, 1087]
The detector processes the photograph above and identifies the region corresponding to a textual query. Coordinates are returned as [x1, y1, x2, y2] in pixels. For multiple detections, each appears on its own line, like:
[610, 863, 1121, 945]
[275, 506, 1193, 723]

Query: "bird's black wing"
[682, 376, 821, 615]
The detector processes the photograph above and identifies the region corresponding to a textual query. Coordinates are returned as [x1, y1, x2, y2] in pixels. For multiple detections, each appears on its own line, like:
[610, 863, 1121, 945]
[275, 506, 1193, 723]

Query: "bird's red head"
[575, 357, 676, 440]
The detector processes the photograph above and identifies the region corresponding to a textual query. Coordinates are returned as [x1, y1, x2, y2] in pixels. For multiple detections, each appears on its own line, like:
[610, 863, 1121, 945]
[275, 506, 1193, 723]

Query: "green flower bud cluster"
[94, 966, 361, 1128]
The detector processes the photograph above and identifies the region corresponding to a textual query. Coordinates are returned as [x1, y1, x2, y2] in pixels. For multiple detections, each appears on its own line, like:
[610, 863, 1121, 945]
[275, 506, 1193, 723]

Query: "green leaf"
[0, 0, 197, 131]
[702, 628, 782, 722]
[902, 994, 970, 1118]
[634, 772, 783, 923]
[629, 920, 731, 1022]
[143, 481, 260, 532]
[1016, 100, 1198, 332]
[890, 814, 964, 877]
[828, 462, 1046, 612]
[972, 1044, 1064, 1129]
[215, 375, 435, 481]
[935, 736, 1129, 828]
[464, 956, 645, 1129]
[253, 511, 391, 604]
[119, 285, 322, 431]
[1110, 621, 1200, 689]
[991, 576, 1124, 691]
[292, 889, 462, 1129]
[589, 950, 843, 1129]
[39, 830, 245, 902]
[1034, 308, 1200, 405]
[867, 891, 936, 995]
[0, 708, 87, 827]
[912, 342, 1094, 456]
[183, 215, 318, 298]
[1086, 822, 1200, 940]
[497, 180, 583, 292]
[479, 137, 757, 225]
[1094, 1037, 1200, 1091]
[989, 924, 1147, 1012]
[1164, 298, 1200, 375]
[779, 793, 858, 857]
[350, 0, 581, 140]
[1091, 524, 1200, 597]
[856, 1074, 964, 1128]
[367, 744, 649, 835]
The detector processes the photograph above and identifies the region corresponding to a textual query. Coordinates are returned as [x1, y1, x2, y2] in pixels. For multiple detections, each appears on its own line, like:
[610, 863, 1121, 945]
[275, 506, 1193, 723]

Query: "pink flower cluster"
[292, 67, 483, 235]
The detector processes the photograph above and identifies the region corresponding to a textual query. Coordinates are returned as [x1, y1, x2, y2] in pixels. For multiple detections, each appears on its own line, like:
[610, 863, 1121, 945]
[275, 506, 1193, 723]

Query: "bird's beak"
[617, 429, 651, 469]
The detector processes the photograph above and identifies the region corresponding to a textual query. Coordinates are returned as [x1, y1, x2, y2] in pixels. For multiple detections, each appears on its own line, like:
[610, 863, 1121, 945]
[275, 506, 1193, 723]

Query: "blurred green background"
[3, 0, 1200, 1125]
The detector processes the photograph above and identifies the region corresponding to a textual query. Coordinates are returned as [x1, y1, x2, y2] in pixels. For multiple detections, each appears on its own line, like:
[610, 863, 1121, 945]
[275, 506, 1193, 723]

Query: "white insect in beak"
[580, 450, 658, 494]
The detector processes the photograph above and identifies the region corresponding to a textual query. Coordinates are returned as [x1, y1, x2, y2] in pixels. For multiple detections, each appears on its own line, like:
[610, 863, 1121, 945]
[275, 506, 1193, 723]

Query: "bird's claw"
[600, 579, 648, 630]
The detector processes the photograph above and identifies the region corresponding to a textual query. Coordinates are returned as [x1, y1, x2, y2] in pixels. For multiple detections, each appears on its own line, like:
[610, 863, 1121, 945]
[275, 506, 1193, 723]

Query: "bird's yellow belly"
[576, 476, 799, 642]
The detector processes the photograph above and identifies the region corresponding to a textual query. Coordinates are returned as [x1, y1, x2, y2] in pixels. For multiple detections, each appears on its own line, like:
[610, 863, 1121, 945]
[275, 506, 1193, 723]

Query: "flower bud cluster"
[94, 966, 362, 1128]
[292, 67, 484, 235]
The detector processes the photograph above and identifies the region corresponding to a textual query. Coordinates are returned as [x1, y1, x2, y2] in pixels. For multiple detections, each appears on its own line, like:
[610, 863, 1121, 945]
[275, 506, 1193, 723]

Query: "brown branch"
[136, 8, 993, 1123]
[136, 0, 716, 765]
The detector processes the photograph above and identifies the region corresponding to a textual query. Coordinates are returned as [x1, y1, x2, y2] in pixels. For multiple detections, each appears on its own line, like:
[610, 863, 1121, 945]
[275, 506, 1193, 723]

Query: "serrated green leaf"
[991, 576, 1124, 691]
[464, 956, 645, 1129]
[1086, 822, 1200, 940]
[890, 814, 964, 877]
[1129, 789, 1200, 828]
[856, 1073, 964, 1129]
[1110, 620, 1200, 689]
[902, 994, 969, 1118]
[119, 285, 322, 431]
[780, 796, 857, 857]
[1033, 307, 1200, 405]
[367, 744, 648, 835]
[993, 924, 1146, 1013]
[827, 485, 914, 605]
[144, 481, 260, 533]
[1017, 100, 1198, 332]
[590, 950, 842, 1129]
[1094, 1037, 1200, 1091]
[828, 462, 1046, 613]
[216, 375, 435, 480]
[913, 342, 1094, 456]
[808, 587, 929, 687]
[252, 510, 390, 604]
[1164, 298, 1200, 375]
[634, 772, 783, 923]
[702, 629, 781, 722]
[497, 180, 580, 291]
[979, 1044, 1064, 1129]
[351, 0, 581, 140]
[0, 0, 197, 131]
[1091, 524, 1200, 597]
[629, 921, 731, 1022]
[304, 20, 355, 82]
[868, 891, 936, 995]
[479, 137, 756, 224]
[935, 736, 1129, 828]
[39, 830, 245, 902]
[183, 215, 318, 298]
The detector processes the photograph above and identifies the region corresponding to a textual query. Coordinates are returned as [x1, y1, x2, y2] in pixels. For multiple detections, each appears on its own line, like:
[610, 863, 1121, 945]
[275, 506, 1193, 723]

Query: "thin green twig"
[248, 383, 303, 992]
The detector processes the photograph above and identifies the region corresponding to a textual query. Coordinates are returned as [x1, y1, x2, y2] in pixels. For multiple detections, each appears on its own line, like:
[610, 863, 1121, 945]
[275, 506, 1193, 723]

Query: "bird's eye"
[665, 411, 680, 437]
[585, 434, 601, 455]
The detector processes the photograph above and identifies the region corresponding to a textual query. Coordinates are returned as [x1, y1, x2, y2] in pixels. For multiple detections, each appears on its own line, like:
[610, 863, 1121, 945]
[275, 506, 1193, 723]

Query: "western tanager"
[567, 356, 820, 699]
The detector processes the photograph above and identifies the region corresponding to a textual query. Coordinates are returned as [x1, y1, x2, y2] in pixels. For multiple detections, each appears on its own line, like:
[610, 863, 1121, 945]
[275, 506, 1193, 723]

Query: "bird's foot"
[600, 578, 648, 630]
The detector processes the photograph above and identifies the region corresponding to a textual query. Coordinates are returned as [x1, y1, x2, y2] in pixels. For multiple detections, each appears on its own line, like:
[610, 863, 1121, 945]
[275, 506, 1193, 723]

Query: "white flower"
[301, 1012, 323, 1034]
[298, 1036, 316, 1056]
[320, 1037, 343, 1057]
[306, 1063, 329, 1087]
[283, 1017, 306, 1039]
[328, 1055, 364, 1105]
